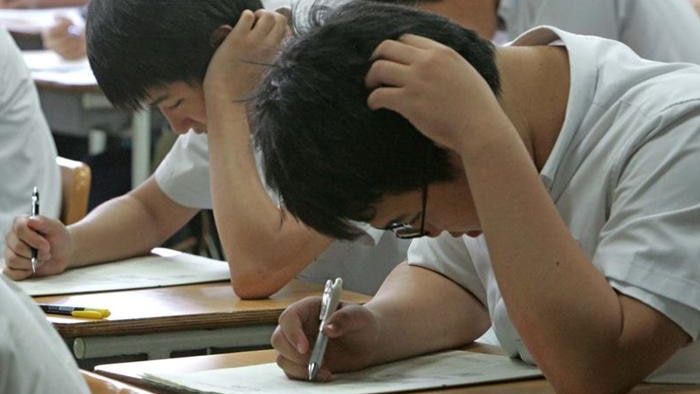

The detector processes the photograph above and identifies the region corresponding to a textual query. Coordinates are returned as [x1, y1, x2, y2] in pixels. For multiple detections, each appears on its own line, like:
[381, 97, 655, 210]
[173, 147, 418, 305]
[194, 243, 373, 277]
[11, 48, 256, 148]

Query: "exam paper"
[143, 351, 542, 394]
[14, 248, 230, 296]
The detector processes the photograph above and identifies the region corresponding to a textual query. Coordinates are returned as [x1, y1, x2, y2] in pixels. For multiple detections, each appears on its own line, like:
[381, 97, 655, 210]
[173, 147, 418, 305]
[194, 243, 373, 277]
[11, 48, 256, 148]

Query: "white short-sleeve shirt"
[0, 28, 60, 252]
[0, 276, 89, 393]
[498, 0, 700, 64]
[155, 131, 410, 295]
[409, 26, 700, 383]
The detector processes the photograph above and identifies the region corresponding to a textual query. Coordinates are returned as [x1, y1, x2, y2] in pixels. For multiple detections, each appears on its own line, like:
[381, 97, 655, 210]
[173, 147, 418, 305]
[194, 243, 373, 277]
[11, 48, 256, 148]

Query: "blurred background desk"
[22, 50, 152, 189]
[1, 8, 154, 191]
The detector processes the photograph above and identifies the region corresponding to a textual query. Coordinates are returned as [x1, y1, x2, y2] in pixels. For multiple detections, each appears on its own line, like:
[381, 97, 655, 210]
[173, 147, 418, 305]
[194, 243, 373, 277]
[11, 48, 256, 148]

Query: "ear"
[209, 24, 233, 48]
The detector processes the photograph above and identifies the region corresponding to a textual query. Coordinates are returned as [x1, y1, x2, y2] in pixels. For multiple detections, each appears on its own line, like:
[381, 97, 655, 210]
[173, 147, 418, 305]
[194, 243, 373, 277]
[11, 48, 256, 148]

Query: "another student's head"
[254, 0, 499, 240]
[86, 0, 263, 111]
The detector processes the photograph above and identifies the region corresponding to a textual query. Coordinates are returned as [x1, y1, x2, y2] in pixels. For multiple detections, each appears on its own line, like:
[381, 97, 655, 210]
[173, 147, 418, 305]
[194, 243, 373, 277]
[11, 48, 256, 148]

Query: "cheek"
[189, 102, 207, 123]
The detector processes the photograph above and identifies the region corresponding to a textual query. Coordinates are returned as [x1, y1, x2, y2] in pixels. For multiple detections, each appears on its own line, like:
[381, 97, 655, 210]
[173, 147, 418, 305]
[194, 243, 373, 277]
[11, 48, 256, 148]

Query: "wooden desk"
[35, 280, 370, 365]
[22, 50, 152, 188]
[95, 345, 700, 394]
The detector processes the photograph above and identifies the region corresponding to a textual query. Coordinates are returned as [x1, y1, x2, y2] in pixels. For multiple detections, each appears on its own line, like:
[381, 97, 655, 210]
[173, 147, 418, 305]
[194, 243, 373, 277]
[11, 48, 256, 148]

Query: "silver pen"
[308, 277, 343, 381]
[30, 186, 39, 274]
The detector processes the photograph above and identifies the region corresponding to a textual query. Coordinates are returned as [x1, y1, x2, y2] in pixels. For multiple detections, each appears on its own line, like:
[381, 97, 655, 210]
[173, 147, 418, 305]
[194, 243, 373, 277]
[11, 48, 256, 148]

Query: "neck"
[417, 0, 500, 39]
[494, 45, 570, 171]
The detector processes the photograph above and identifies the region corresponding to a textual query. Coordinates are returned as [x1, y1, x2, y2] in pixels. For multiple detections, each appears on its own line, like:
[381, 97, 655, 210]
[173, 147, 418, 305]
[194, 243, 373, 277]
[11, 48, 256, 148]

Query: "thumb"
[324, 304, 370, 338]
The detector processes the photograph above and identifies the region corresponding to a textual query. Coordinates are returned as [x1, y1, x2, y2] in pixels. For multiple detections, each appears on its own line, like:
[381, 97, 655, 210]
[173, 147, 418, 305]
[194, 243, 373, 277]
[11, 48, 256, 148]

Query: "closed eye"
[169, 99, 183, 110]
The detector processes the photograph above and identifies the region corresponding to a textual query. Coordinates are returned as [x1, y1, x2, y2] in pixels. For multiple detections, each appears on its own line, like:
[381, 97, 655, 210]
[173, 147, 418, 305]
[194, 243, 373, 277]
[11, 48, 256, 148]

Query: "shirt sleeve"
[154, 132, 213, 209]
[407, 233, 487, 306]
[593, 104, 700, 341]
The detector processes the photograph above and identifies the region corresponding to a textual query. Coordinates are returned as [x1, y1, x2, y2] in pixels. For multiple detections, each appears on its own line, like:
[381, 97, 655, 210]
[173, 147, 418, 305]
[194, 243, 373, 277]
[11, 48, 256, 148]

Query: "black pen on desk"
[39, 304, 111, 319]
[30, 186, 39, 274]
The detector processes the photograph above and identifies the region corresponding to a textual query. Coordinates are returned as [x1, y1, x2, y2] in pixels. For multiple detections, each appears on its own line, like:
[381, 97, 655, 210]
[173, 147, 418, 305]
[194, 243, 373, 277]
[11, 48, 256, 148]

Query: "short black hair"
[86, 0, 263, 110]
[253, 0, 500, 240]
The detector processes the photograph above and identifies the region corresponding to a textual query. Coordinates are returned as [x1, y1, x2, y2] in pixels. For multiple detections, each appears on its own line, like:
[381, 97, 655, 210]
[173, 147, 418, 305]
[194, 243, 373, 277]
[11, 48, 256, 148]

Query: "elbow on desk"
[226, 253, 307, 299]
[229, 270, 286, 300]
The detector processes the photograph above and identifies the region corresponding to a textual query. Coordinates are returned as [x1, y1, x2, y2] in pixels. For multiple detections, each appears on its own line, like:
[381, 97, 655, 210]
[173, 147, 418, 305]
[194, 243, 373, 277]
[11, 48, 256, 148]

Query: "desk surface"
[34, 280, 370, 339]
[82, 370, 152, 394]
[95, 345, 700, 394]
[23, 50, 100, 92]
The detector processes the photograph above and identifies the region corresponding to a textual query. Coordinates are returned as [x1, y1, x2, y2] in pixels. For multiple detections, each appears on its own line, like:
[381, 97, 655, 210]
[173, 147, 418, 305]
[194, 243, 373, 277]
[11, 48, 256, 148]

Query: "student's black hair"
[86, 0, 263, 110]
[253, 0, 500, 240]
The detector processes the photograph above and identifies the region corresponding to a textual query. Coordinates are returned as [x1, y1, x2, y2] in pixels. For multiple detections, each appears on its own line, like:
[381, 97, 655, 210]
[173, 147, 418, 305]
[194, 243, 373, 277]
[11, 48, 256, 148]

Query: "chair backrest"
[56, 156, 91, 225]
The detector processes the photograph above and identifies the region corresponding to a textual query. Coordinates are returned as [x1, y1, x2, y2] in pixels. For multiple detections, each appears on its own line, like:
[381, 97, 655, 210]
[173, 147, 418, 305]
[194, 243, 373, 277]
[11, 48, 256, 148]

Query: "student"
[2, 0, 410, 298]
[376, 0, 700, 63]
[256, 1, 700, 390]
[0, 274, 89, 393]
[42, 14, 87, 61]
[0, 27, 60, 253]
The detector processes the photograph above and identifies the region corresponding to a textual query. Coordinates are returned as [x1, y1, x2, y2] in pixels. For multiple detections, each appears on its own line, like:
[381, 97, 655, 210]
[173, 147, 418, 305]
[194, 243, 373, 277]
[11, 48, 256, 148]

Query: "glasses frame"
[387, 144, 431, 239]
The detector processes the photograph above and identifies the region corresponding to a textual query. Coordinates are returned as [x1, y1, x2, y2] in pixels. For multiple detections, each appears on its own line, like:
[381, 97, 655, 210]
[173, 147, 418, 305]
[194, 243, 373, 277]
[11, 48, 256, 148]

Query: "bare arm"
[364, 264, 491, 365]
[204, 10, 332, 299]
[67, 176, 198, 266]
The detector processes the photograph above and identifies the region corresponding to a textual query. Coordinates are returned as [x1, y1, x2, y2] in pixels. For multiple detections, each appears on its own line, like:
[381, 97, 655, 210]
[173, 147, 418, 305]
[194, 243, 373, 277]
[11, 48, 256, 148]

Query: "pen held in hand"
[39, 304, 111, 319]
[308, 277, 343, 381]
[30, 186, 39, 274]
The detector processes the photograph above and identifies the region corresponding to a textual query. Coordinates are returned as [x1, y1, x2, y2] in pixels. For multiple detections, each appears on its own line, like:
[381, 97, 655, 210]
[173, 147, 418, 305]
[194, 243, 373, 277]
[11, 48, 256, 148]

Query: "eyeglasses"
[387, 169, 428, 239]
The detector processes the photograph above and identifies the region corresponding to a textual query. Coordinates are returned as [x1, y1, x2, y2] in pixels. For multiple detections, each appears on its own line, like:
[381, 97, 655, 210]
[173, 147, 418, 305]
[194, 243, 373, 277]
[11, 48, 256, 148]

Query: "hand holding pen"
[308, 277, 343, 381]
[30, 186, 39, 275]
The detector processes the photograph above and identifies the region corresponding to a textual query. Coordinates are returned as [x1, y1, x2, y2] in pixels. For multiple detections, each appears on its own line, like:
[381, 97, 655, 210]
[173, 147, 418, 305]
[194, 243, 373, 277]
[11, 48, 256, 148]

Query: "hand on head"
[366, 34, 508, 153]
[203, 9, 290, 101]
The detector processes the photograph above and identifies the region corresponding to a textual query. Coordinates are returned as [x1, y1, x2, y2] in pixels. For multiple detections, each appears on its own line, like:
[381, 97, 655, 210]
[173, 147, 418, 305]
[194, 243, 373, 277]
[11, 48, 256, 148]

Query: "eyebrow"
[382, 212, 421, 230]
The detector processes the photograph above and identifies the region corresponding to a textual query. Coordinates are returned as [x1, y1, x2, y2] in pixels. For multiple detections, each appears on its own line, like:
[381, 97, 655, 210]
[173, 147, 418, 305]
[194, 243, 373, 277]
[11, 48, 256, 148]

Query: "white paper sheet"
[14, 248, 230, 296]
[144, 350, 541, 394]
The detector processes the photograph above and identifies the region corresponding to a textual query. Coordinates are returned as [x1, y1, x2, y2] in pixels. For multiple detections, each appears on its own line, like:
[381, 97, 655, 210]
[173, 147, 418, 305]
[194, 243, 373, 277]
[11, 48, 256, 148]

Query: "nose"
[162, 110, 195, 135]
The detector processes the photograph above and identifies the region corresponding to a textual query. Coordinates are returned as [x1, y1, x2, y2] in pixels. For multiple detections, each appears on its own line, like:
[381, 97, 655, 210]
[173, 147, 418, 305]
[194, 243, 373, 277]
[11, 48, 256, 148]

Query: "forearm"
[67, 178, 196, 267]
[365, 264, 489, 366]
[459, 127, 680, 391]
[206, 98, 331, 298]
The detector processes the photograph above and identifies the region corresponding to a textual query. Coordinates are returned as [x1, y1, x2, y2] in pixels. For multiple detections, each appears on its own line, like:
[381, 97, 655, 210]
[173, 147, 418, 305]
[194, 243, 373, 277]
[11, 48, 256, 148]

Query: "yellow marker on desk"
[39, 304, 111, 319]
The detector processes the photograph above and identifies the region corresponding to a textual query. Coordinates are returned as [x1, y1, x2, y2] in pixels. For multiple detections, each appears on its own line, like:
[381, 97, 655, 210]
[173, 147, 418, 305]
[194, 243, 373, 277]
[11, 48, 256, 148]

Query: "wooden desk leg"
[131, 108, 151, 188]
